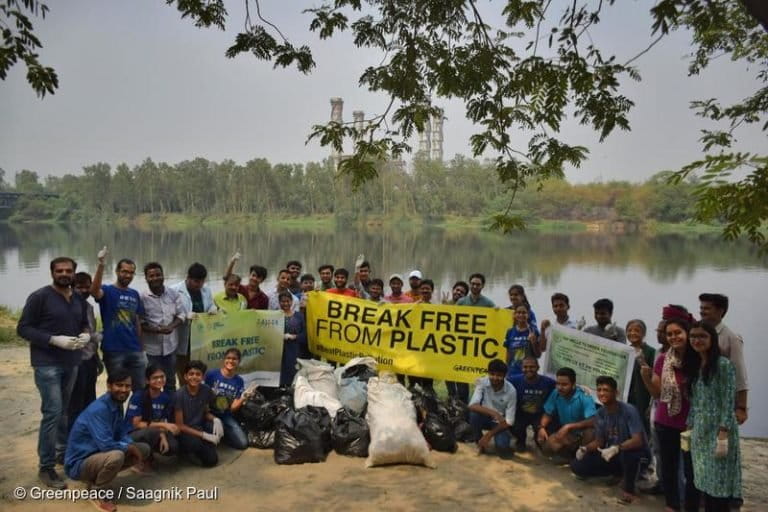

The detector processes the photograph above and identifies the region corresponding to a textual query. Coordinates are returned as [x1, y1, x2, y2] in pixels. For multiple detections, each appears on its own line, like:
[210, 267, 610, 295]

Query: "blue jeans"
[104, 351, 147, 391]
[34, 365, 78, 469]
[470, 412, 512, 454]
[147, 353, 176, 392]
[219, 415, 248, 450]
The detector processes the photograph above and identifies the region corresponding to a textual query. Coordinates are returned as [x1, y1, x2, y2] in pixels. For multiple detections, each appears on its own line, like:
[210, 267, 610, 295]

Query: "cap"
[388, 273, 404, 283]
[408, 270, 422, 279]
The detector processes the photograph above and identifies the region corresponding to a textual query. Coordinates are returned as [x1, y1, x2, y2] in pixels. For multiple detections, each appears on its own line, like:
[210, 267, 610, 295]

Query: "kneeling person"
[175, 360, 222, 467]
[469, 359, 517, 458]
[570, 376, 650, 505]
[205, 348, 248, 450]
[537, 367, 596, 459]
[65, 370, 150, 512]
[126, 365, 180, 461]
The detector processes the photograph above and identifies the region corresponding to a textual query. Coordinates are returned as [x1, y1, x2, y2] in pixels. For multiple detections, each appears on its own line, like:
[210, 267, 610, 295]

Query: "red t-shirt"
[237, 285, 269, 310]
[326, 288, 357, 298]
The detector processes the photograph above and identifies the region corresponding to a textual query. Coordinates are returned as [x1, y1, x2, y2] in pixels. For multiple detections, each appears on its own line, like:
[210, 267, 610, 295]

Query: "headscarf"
[662, 305, 694, 324]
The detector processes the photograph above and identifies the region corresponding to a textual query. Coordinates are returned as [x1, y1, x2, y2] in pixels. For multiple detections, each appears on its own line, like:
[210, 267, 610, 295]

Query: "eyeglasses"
[690, 334, 709, 340]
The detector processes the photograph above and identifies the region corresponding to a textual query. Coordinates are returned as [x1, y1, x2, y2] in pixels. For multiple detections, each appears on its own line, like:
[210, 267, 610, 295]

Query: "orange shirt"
[326, 288, 358, 298]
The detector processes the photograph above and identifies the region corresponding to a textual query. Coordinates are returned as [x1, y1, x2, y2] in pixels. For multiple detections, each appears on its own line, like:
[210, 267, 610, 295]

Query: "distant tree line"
[0, 156, 698, 224]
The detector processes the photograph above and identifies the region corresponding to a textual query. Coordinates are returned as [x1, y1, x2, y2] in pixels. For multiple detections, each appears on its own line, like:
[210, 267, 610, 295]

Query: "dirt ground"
[1, 345, 766, 512]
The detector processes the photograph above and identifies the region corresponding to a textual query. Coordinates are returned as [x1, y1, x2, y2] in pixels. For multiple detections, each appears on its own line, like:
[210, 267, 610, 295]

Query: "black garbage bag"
[422, 412, 457, 453]
[242, 394, 293, 432]
[259, 386, 293, 401]
[248, 429, 276, 449]
[274, 406, 332, 465]
[452, 418, 475, 443]
[445, 397, 469, 421]
[411, 387, 439, 423]
[331, 407, 370, 457]
[341, 364, 377, 382]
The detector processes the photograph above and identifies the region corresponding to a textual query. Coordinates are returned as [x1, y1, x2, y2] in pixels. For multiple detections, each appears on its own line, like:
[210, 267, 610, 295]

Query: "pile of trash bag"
[336, 357, 377, 414]
[241, 389, 293, 449]
[274, 405, 333, 465]
[331, 407, 370, 457]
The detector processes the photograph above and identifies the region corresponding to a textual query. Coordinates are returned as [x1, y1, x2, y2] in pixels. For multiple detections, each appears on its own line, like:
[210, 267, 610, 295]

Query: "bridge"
[0, 191, 60, 209]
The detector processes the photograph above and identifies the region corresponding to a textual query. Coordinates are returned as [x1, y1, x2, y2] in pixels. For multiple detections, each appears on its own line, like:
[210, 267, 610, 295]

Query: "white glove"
[201, 432, 219, 445]
[576, 316, 586, 330]
[230, 249, 241, 263]
[242, 382, 259, 400]
[598, 445, 620, 462]
[186, 312, 197, 321]
[354, 253, 365, 270]
[283, 333, 297, 341]
[97, 246, 108, 263]
[212, 417, 224, 441]
[576, 446, 587, 461]
[715, 437, 728, 458]
[49, 335, 81, 350]
[77, 332, 91, 345]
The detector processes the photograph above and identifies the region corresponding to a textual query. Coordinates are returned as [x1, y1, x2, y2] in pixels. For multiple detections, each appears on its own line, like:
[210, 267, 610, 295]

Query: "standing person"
[540, 292, 575, 351]
[64, 370, 151, 512]
[17, 256, 90, 489]
[625, 319, 656, 435]
[441, 281, 469, 305]
[91, 248, 146, 391]
[205, 348, 248, 450]
[213, 274, 248, 314]
[317, 264, 335, 291]
[175, 360, 221, 467]
[410, 279, 436, 392]
[456, 273, 495, 307]
[537, 367, 596, 459]
[299, 273, 316, 295]
[698, 293, 748, 425]
[170, 262, 217, 387]
[504, 305, 540, 380]
[140, 262, 185, 392]
[286, 260, 303, 296]
[279, 291, 306, 386]
[584, 298, 626, 343]
[570, 376, 651, 505]
[639, 318, 699, 512]
[224, 252, 269, 310]
[126, 365, 180, 462]
[687, 321, 741, 511]
[405, 270, 422, 301]
[367, 278, 386, 304]
[67, 272, 104, 432]
[268, 268, 301, 311]
[469, 359, 517, 459]
[385, 274, 414, 303]
[509, 357, 556, 452]
[506, 284, 538, 332]
[351, 259, 373, 298]
[326, 268, 358, 297]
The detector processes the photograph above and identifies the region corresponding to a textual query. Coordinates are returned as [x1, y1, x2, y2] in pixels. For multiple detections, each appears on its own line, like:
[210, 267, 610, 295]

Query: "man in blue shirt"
[65, 370, 150, 512]
[537, 367, 596, 459]
[90, 247, 146, 391]
[509, 357, 556, 452]
[469, 359, 517, 458]
[570, 376, 650, 505]
[17, 256, 90, 489]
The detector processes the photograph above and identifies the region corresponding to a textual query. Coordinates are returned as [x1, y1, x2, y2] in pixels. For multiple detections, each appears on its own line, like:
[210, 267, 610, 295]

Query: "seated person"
[570, 376, 650, 505]
[537, 367, 596, 459]
[175, 360, 222, 467]
[584, 298, 626, 343]
[509, 357, 556, 451]
[213, 274, 247, 314]
[65, 370, 151, 512]
[126, 364, 180, 462]
[204, 348, 248, 450]
[468, 359, 517, 458]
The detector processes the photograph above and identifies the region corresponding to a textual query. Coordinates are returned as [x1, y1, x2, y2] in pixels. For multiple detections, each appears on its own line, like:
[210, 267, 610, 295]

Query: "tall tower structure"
[352, 110, 365, 140]
[330, 97, 344, 168]
[430, 108, 444, 162]
[417, 120, 432, 159]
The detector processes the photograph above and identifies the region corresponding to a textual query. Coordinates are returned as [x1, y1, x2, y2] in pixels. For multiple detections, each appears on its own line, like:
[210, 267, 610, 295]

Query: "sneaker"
[39, 468, 67, 489]
[89, 498, 117, 512]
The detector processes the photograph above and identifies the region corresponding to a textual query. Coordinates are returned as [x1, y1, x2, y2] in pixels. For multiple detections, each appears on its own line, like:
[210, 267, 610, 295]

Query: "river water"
[1, 223, 766, 436]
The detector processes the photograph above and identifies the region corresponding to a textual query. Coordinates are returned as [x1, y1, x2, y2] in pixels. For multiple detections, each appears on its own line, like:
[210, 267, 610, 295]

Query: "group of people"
[17, 249, 748, 511]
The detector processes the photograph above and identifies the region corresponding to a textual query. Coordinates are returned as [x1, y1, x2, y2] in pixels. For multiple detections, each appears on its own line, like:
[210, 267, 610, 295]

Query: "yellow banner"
[306, 292, 513, 383]
[190, 310, 285, 386]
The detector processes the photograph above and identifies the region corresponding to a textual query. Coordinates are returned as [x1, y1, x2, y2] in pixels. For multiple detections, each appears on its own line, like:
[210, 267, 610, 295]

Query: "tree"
[3, 1, 766, 248]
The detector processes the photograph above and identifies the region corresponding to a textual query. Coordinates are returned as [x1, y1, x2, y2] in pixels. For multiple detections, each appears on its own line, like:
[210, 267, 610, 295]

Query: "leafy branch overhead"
[2, 0, 767, 250]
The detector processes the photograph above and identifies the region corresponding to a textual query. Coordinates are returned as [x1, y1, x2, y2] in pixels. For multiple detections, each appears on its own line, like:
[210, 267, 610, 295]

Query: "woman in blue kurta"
[279, 291, 305, 387]
[687, 321, 741, 511]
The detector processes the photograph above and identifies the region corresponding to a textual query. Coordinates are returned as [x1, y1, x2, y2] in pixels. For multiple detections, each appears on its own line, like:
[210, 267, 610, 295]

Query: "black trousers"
[570, 449, 648, 494]
[179, 432, 218, 467]
[654, 423, 699, 511]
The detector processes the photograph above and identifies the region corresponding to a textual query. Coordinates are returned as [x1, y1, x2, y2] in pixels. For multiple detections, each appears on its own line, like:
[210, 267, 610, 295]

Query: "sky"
[0, 0, 764, 184]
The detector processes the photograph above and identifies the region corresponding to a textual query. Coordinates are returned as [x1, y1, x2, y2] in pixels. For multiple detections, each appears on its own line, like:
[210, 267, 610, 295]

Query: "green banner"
[543, 324, 635, 401]
[190, 310, 285, 386]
